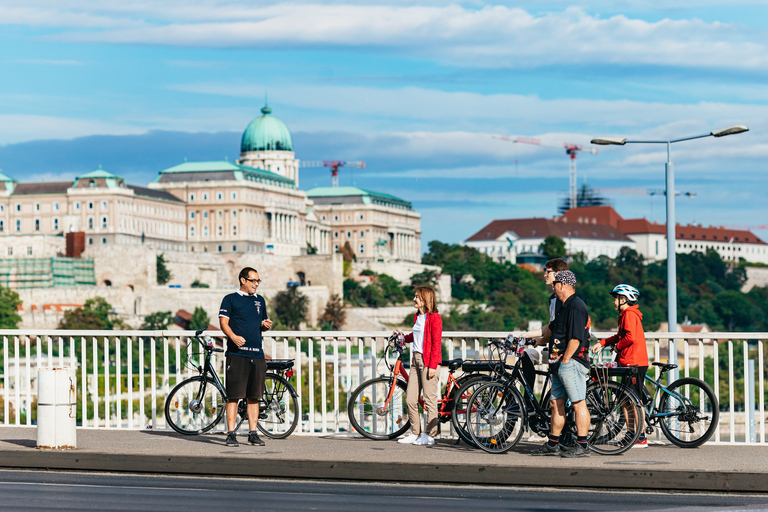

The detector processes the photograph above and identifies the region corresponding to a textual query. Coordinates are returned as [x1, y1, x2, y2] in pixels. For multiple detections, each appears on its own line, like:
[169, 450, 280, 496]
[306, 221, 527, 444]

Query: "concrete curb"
[0, 450, 764, 493]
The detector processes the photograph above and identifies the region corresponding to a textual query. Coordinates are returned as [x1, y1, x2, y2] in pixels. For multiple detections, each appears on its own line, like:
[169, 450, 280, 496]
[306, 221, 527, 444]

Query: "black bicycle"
[465, 337, 642, 454]
[165, 329, 300, 438]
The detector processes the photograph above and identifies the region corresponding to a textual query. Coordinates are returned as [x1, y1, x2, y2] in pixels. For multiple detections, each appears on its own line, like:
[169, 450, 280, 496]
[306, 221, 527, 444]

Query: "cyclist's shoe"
[398, 433, 419, 444]
[632, 437, 648, 449]
[531, 442, 561, 456]
[248, 431, 266, 446]
[414, 434, 435, 446]
[560, 443, 590, 458]
[225, 432, 239, 447]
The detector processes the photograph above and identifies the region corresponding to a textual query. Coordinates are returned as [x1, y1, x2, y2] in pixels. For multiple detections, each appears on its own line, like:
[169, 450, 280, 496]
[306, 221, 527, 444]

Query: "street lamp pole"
[592, 125, 748, 382]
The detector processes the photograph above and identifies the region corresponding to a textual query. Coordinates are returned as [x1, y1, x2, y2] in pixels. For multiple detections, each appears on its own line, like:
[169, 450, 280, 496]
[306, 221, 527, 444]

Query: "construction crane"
[593, 187, 697, 197]
[300, 160, 366, 187]
[493, 135, 598, 210]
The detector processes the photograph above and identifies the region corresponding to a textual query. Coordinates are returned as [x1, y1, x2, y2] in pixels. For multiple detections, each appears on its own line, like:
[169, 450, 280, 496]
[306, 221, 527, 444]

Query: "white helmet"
[611, 284, 639, 303]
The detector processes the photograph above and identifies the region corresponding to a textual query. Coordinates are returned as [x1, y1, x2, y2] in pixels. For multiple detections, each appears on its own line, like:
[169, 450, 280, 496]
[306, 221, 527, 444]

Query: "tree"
[58, 297, 127, 330]
[539, 235, 566, 259]
[190, 280, 209, 288]
[141, 311, 173, 330]
[189, 306, 210, 331]
[320, 294, 346, 330]
[0, 285, 22, 329]
[274, 287, 309, 330]
[156, 253, 172, 285]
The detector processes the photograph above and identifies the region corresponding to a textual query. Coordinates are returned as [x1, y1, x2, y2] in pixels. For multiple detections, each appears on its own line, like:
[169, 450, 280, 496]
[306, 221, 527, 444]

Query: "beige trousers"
[405, 352, 439, 437]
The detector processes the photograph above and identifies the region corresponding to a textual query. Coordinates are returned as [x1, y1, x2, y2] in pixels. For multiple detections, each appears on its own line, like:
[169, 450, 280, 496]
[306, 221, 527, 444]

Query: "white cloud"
[4, 3, 765, 71]
[0, 115, 145, 145]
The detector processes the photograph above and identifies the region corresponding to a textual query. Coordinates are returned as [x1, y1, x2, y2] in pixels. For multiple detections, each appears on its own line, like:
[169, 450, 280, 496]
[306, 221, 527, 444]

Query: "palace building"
[0, 103, 421, 263]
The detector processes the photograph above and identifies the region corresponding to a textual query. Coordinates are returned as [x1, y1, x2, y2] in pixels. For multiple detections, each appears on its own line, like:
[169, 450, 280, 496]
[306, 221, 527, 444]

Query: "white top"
[412, 313, 427, 354]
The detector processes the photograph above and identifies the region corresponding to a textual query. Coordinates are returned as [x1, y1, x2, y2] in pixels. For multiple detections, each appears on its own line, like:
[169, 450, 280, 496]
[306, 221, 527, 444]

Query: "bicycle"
[346, 332, 487, 441]
[466, 337, 642, 455]
[640, 362, 719, 447]
[165, 329, 300, 439]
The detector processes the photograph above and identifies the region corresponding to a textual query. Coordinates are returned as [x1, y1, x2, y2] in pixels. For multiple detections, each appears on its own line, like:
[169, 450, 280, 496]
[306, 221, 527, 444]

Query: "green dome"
[240, 104, 293, 152]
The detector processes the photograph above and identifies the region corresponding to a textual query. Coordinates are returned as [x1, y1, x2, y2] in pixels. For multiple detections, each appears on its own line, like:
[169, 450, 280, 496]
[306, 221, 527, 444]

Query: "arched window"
[88, 217, 94, 229]
[101, 216, 108, 229]
[190, 226, 195, 238]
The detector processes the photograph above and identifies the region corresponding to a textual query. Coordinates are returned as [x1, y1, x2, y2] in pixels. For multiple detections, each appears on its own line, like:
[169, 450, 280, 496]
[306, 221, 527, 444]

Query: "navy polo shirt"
[219, 291, 269, 358]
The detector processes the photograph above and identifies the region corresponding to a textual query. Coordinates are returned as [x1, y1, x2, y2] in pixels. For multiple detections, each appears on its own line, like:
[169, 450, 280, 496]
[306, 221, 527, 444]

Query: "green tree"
[320, 294, 346, 330]
[189, 306, 210, 331]
[58, 297, 127, 330]
[0, 285, 22, 329]
[190, 280, 209, 288]
[274, 287, 309, 330]
[539, 235, 567, 259]
[156, 253, 172, 285]
[343, 278, 363, 306]
[141, 311, 174, 330]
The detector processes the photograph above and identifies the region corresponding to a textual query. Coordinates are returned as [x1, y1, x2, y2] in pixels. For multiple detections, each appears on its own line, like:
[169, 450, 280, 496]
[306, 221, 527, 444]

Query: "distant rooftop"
[157, 160, 295, 188]
[306, 186, 413, 210]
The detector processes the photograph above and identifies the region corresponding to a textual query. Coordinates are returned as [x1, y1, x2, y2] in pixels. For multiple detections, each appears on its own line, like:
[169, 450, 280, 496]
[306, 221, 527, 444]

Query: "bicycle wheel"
[257, 374, 300, 439]
[466, 381, 526, 454]
[347, 377, 410, 440]
[586, 380, 642, 455]
[659, 377, 719, 448]
[450, 375, 491, 447]
[165, 376, 226, 435]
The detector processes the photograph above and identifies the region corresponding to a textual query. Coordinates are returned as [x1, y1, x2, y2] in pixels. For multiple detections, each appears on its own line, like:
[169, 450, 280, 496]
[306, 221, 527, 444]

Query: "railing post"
[744, 339, 750, 443]
[759, 340, 765, 444]
[92, 337, 98, 427]
[104, 337, 110, 428]
[332, 337, 339, 433]
[80, 336, 87, 428]
[116, 336, 122, 428]
[139, 337, 145, 429]
[728, 339, 735, 443]
[714, 339, 720, 442]
[320, 337, 327, 433]
[308, 337, 315, 434]
[295, 337, 302, 434]
[128, 336, 134, 429]
[24, 336, 31, 426]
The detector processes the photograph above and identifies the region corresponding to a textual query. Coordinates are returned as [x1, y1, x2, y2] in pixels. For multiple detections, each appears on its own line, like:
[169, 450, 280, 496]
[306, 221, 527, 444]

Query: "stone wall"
[743, 266, 768, 293]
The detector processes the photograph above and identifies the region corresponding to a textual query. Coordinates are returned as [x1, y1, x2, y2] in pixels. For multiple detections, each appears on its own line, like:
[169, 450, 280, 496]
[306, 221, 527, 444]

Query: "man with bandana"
[531, 270, 593, 458]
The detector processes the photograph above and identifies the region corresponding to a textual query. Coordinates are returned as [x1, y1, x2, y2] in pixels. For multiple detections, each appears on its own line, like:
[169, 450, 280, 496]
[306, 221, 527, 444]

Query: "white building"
[464, 217, 634, 263]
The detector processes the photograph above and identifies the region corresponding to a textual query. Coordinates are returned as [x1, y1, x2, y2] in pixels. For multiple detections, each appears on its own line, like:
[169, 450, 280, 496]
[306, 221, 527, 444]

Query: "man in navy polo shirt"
[219, 267, 273, 447]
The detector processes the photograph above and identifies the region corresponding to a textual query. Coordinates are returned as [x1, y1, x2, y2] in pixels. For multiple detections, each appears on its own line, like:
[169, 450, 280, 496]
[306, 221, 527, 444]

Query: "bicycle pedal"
[259, 412, 267, 419]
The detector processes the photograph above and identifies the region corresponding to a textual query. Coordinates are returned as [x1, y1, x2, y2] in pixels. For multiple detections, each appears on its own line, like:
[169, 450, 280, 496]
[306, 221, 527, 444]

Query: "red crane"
[493, 135, 598, 210]
[300, 160, 366, 187]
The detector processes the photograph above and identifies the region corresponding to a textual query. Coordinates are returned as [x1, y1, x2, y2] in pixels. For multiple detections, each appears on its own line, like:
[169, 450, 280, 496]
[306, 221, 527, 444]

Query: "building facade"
[306, 186, 421, 262]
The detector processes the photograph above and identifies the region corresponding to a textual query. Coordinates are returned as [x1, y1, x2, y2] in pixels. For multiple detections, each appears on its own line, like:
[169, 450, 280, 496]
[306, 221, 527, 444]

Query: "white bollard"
[37, 367, 77, 450]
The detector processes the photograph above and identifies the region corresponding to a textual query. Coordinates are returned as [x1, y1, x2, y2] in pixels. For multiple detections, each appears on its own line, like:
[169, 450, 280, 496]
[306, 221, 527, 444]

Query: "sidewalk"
[0, 427, 766, 492]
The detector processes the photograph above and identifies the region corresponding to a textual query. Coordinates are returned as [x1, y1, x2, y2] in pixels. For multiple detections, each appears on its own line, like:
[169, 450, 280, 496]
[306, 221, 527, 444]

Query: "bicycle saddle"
[267, 359, 295, 371]
[441, 358, 463, 372]
[652, 362, 678, 372]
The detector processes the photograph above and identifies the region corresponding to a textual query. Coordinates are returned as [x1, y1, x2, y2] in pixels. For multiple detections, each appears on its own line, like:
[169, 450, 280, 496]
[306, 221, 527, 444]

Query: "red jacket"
[600, 305, 649, 366]
[404, 312, 443, 370]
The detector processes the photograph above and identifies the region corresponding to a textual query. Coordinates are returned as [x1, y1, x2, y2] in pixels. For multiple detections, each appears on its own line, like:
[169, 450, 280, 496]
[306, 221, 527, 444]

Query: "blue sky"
[1, 1, 767, 249]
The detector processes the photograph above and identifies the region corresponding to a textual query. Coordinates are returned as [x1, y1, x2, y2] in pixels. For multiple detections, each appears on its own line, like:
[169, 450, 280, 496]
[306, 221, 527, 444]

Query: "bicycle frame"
[643, 374, 694, 425]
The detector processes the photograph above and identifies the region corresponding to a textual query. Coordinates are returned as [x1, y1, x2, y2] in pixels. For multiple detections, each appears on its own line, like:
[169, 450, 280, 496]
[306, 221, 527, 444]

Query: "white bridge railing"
[1, 329, 766, 445]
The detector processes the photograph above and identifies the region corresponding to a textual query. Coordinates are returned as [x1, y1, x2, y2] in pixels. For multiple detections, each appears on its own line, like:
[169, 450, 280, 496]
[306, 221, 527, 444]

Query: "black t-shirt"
[548, 293, 591, 371]
[219, 292, 269, 358]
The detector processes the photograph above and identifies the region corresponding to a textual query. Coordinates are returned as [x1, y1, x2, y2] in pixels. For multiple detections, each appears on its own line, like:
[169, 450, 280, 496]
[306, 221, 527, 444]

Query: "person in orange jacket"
[591, 284, 650, 448]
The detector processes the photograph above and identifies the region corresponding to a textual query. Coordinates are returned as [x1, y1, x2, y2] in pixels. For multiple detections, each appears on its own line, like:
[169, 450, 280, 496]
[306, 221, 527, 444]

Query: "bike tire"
[257, 374, 300, 439]
[586, 380, 643, 455]
[347, 377, 410, 440]
[450, 375, 491, 447]
[466, 381, 526, 454]
[658, 377, 719, 448]
[165, 376, 226, 435]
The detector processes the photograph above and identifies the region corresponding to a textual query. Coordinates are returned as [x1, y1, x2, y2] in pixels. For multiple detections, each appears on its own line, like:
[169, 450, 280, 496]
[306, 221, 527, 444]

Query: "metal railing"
[0, 329, 766, 445]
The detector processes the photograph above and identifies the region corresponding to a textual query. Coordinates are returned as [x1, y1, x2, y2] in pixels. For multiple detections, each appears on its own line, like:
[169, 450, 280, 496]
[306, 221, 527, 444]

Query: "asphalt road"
[1, 470, 768, 512]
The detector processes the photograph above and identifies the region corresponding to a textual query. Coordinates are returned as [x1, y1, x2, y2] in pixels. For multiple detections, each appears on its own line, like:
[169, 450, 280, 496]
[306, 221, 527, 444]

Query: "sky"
[1, 1, 767, 250]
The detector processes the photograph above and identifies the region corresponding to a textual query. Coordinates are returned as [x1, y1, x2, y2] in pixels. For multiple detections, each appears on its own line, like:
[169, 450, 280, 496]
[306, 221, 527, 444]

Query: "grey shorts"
[551, 360, 589, 403]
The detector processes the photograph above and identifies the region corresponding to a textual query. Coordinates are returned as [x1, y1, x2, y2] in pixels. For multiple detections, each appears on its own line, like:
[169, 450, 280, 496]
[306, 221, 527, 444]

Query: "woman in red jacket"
[591, 284, 650, 447]
[397, 286, 443, 446]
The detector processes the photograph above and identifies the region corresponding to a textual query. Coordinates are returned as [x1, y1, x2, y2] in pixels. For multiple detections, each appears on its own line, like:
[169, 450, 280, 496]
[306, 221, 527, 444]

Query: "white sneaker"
[414, 434, 435, 445]
[398, 433, 419, 444]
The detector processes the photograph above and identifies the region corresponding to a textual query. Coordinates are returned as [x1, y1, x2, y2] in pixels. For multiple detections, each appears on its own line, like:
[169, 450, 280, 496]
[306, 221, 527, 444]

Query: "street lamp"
[591, 125, 749, 380]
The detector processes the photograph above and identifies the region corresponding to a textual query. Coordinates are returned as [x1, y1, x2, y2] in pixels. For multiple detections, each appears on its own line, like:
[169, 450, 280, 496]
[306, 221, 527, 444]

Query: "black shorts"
[226, 356, 267, 401]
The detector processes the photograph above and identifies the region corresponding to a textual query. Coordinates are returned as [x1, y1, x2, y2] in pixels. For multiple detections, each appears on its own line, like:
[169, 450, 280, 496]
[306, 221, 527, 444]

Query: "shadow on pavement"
[0, 439, 36, 448]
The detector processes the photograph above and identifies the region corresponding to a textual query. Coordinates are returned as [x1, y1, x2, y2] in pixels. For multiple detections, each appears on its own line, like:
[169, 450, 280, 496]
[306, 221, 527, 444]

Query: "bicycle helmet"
[610, 284, 639, 303]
